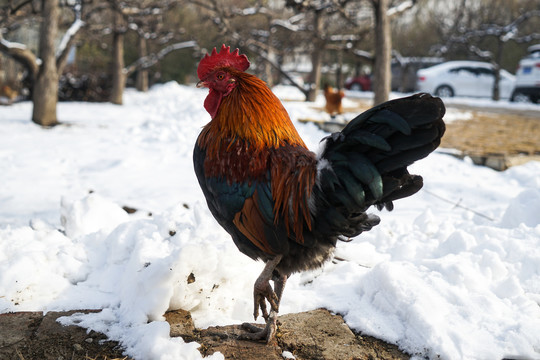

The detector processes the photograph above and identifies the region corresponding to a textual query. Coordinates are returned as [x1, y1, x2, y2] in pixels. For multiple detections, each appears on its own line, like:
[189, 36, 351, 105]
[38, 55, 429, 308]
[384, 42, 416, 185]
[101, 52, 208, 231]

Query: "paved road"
[447, 101, 540, 118]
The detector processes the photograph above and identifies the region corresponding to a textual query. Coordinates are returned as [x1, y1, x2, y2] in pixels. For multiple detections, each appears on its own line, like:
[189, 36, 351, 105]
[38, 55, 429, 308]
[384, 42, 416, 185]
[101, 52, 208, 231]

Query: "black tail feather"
[313, 93, 445, 239]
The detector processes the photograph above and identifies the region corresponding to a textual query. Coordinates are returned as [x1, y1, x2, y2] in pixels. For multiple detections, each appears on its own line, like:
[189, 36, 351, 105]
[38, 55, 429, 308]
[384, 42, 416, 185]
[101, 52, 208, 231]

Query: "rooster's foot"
[239, 311, 278, 343]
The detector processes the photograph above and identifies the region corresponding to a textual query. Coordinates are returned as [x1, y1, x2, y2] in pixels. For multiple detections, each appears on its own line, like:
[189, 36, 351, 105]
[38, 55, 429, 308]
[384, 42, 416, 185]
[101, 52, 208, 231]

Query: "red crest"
[197, 44, 250, 80]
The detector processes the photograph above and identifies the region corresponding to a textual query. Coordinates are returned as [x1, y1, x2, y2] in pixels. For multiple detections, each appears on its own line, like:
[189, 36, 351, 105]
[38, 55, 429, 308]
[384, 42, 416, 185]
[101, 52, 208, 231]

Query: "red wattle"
[204, 89, 222, 119]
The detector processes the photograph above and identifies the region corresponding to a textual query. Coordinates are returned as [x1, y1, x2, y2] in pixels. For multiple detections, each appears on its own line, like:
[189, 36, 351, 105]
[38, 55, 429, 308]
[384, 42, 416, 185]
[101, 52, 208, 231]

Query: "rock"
[278, 309, 362, 359]
[276, 309, 411, 360]
[165, 308, 410, 360]
[164, 308, 197, 340]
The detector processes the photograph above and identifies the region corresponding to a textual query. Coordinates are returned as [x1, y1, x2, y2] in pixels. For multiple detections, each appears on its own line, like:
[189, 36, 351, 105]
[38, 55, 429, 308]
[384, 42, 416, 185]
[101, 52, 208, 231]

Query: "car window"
[527, 51, 540, 59]
[449, 67, 475, 76]
[476, 67, 492, 76]
[449, 66, 493, 76]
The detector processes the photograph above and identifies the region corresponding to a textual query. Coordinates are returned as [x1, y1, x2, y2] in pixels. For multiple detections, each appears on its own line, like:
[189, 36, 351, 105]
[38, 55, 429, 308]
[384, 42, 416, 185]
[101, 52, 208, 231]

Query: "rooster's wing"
[193, 143, 316, 261]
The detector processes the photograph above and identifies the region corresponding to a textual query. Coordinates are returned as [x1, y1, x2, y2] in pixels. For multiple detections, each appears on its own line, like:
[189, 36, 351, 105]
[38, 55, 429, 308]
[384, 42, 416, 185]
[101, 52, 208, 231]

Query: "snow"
[1, 83, 540, 360]
[56, 18, 85, 58]
[0, 37, 28, 50]
[387, 0, 415, 16]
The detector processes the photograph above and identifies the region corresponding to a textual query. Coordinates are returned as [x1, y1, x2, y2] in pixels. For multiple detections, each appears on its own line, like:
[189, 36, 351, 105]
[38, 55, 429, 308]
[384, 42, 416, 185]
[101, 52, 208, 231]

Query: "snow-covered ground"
[1, 83, 540, 360]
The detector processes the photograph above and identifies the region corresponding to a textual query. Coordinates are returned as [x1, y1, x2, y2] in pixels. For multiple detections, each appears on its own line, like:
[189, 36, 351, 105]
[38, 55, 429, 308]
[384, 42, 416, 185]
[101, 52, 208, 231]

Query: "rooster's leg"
[273, 273, 287, 304]
[240, 256, 287, 343]
[251, 255, 282, 320]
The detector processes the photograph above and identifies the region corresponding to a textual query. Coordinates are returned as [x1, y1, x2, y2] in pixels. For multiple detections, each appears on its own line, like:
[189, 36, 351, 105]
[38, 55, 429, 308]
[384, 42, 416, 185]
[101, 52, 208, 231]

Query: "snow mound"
[61, 193, 129, 238]
[501, 189, 540, 228]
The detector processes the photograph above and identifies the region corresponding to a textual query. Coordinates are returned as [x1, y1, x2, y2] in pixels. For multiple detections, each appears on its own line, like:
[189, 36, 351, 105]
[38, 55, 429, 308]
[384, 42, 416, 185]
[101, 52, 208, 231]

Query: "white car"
[511, 44, 540, 103]
[416, 61, 515, 99]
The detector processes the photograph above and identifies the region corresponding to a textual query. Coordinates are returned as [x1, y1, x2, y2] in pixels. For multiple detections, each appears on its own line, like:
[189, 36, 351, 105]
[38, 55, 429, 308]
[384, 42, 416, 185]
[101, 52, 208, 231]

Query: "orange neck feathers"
[198, 70, 306, 155]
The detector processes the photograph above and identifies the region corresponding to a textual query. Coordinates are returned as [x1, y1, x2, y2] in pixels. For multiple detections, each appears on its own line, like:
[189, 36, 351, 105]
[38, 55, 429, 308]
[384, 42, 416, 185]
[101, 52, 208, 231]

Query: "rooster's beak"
[196, 80, 207, 88]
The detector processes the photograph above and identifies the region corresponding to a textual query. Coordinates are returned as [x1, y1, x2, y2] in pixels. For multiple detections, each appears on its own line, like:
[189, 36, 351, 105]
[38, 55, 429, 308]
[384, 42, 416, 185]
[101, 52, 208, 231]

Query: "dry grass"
[442, 111, 540, 157]
[15, 348, 24, 360]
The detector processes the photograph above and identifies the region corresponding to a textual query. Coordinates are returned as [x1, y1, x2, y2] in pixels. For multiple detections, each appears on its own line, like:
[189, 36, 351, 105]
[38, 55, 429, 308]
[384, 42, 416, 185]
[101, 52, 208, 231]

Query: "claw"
[253, 280, 279, 320]
[240, 310, 278, 343]
[253, 291, 269, 320]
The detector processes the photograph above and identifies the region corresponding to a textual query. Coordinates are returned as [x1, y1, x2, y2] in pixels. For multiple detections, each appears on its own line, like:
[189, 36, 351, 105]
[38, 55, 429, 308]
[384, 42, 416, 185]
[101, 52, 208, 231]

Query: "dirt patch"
[0, 310, 129, 360]
[0, 309, 410, 360]
[440, 110, 540, 169]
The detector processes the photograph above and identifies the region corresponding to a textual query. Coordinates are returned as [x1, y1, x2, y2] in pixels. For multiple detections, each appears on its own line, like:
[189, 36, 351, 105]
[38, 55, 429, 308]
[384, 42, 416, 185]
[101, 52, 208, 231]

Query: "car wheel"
[350, 83, 362, 91]
[435, 85, 454, 97]
[510, 91, 531, 103]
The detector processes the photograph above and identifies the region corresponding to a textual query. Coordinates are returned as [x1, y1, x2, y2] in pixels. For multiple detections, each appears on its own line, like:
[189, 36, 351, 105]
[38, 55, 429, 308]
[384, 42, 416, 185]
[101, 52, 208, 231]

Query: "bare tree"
[189, 0, 378, 101]
[188, 0, 308, 92]
[105, 0, 196, 104]
[136, 32, 149, 91]
[371, 0, 391, 104]
[0, 0, 84, 126]
[109, 3, 126, 105]
[32, 0, 60, 125]
[432, 0, 540, 101]
[282, 0, 416, 103]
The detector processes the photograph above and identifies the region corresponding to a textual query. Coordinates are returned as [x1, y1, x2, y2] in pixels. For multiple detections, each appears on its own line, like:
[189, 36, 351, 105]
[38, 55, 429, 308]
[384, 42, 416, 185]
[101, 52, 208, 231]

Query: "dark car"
[344, 74, 371, 91]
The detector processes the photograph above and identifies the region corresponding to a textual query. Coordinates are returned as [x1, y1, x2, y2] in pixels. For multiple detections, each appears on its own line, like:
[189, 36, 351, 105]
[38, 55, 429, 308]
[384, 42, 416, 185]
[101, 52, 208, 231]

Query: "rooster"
[193, 45, 445, 343]
[323, 83, 345, 117]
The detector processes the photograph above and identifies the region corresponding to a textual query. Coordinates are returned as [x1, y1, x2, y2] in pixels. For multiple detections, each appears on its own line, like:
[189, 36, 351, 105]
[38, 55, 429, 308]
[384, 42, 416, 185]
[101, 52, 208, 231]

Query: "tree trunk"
[372, 0, 391, 105]
[492, 39, 503, 101]
[32, 0, 59, 127]
[264, 45, 274, 88]
[136, 36, 149, 92]
[336, 49, 343, 89]
[307, 10, 324, 102]
[110, 10, 125, 104]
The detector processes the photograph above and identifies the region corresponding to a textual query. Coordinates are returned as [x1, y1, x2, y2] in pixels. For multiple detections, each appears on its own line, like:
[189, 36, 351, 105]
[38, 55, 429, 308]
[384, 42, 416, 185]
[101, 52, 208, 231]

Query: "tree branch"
[387, 0, 416, 17]
[124, 40, 198, 75]
[56, 1, 85, 73]
[245, 39, 308, 98]
[0, 33, 40, 80]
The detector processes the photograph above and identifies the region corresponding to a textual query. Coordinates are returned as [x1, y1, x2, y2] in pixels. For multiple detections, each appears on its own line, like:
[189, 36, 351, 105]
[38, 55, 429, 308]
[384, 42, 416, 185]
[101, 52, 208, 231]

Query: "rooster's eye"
[217, 74, 224, 80]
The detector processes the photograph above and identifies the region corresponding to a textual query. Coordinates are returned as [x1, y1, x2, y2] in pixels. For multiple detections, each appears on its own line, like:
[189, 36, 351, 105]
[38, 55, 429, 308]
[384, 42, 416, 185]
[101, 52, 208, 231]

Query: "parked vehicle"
[416, 61, 515, 99]
[391, 57, 443, 92]
[344, 74, 371, 91]
[510, 44, 540, 103]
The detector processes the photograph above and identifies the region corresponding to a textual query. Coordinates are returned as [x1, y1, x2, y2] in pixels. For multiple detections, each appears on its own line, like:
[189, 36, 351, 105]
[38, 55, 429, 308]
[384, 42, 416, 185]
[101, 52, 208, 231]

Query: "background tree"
[3, 0, 540, 127]
[445, 0, 540, 100]
[106, 0, 197, 104]
[1, 0, 197, 111]
[190, 0, 416, 102]
[109, 1, 126, 105]
[411, 0, 540, 101]
[0, 0, 83, 126]
[371, 0, 391, 104]
[33, 0, 60, 125]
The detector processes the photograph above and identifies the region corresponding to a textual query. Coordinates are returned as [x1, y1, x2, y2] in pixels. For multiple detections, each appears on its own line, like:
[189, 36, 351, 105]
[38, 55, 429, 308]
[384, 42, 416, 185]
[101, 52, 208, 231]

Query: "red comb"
[197, 44, 250, 80]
